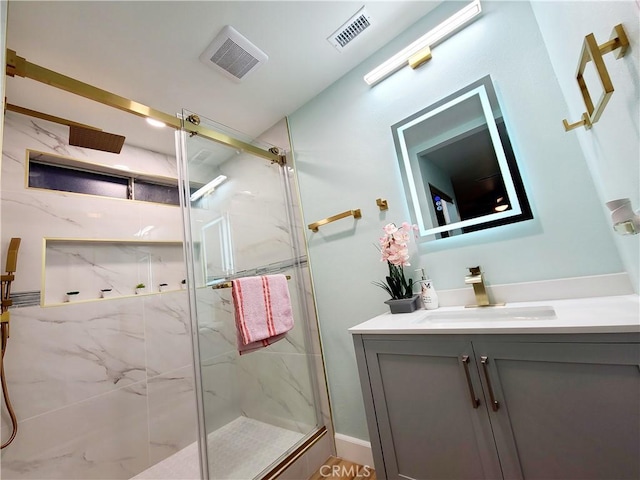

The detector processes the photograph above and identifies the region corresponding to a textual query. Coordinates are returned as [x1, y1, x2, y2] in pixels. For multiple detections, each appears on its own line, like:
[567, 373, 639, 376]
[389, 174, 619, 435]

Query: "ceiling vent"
[327, 6, 372, 51]
[199, 25, 268, 82]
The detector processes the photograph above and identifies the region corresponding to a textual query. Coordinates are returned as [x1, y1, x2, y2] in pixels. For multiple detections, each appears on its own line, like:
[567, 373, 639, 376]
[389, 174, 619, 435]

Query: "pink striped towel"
[231, 274, 294, 355]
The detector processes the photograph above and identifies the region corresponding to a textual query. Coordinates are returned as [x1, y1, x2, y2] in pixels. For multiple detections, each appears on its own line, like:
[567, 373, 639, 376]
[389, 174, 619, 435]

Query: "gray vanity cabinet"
[474, 340, 640, 480]
[356, 337, 503, 480]
[353, 333, 640, 480]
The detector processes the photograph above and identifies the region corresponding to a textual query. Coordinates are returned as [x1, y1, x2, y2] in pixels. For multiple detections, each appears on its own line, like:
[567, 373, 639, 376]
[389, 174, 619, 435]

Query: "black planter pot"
[384, 294, 421, 314]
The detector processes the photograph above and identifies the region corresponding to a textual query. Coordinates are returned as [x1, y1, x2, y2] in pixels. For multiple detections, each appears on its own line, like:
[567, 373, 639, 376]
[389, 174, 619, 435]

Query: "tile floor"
[133, 417, 304, 480]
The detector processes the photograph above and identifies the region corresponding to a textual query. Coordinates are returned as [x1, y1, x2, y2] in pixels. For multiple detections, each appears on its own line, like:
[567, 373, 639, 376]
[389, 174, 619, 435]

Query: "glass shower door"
[177, 111, 320, 479]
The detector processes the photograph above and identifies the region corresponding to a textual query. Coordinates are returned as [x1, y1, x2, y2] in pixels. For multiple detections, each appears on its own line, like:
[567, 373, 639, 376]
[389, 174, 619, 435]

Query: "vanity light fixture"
[364, 0, 482, 86]
[190, 175, 228, 202]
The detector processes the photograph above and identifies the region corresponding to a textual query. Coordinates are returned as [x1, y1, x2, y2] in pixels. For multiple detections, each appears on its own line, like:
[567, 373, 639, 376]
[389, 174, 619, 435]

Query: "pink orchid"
[375, 221, 419, 300]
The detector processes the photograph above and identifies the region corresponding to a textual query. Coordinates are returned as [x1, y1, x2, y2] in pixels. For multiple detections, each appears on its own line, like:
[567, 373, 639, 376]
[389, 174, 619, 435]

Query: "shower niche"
[42, 238, 185, 305]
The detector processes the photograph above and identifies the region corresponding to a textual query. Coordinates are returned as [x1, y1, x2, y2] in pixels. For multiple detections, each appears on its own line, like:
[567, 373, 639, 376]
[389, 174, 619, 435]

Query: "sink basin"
[415, 305, 557, 323]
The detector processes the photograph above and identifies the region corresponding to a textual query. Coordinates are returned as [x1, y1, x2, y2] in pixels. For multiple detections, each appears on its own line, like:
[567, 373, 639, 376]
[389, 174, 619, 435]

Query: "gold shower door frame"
[4, 49, 285, 165]
[4, 48, 327, 478]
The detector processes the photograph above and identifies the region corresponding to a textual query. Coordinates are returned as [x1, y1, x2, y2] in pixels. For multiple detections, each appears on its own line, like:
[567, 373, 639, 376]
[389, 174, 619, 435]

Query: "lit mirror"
[392, 75, 532, 240]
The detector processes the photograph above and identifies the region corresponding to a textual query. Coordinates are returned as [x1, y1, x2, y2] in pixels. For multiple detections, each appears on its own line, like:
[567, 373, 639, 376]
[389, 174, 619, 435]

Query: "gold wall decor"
[563, 24, 629, 132]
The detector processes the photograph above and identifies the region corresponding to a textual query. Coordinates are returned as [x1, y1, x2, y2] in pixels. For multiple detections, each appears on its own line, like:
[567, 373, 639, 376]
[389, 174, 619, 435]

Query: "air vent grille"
[328, 7, 372, 51]
[200, 25, 268, 82]
[335, 15, 370, 47]
[209, 39, 260, 79]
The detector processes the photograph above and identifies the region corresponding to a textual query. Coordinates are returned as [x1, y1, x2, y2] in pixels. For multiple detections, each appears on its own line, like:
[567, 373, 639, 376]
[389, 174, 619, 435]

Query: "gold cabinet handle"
[480, 356, 500, 412]
[308, 209, 362, 232]
[461, 355, 480, 409]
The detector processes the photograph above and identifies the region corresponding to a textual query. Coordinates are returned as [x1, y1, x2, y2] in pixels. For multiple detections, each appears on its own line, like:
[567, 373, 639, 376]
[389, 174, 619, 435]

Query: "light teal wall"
[530, 0, 639, 292]
[289, 1, 628, 440]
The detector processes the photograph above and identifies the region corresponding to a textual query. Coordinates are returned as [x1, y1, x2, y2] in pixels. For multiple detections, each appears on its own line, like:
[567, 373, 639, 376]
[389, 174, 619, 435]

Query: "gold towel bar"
[212, 275, 291, 290]
[308, 209, 362, 232]
[563, 24, 629, 132]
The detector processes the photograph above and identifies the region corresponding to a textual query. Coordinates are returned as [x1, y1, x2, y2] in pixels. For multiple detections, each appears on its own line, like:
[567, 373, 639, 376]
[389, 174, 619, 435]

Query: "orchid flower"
[374, 222, 419, 299]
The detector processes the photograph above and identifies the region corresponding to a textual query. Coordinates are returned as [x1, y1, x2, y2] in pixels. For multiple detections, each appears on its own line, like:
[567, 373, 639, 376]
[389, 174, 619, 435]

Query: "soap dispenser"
[416, 268, 439, 310]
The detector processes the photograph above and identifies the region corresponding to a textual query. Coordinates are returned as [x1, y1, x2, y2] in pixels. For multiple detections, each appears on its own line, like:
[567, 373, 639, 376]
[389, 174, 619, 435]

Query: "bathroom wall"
[0, 111, 198, 479]
[288, 1, 631, 441]
[530, 0, 640, 291]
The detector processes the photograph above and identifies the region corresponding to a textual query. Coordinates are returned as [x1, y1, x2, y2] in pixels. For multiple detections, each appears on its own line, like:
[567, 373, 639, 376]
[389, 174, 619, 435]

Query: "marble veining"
[237, 352, 316, 434]
[0, 111, 330, 479]
[2, 301, 146, 422]
[201, 353, 241, 434]
[147, 366, 198, 465]
[143, 291, 192, 377]
[29, 120, 78, 156]
[44, 242, 185, 304]
[3, 194, 84, 228]
[1, 382, 150, 480]
[4, 112, 178, 178]
[0, 112, 197, 476]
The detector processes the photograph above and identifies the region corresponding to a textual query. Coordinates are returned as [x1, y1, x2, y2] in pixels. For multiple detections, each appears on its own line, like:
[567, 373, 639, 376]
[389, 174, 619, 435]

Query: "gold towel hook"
[376, 198, 389, 211]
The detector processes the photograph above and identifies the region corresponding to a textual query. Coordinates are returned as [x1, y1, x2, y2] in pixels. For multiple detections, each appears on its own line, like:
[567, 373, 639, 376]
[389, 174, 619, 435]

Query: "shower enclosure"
[0, 103, 328, 479]
[176, 111, 323, 479]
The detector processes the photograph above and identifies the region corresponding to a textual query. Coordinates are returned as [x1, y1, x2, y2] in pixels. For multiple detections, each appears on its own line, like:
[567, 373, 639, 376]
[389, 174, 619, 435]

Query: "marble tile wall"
[190, 124, 318, 433]
[0, 112, 333, 479]
[188, 117, 334, 462]
[0, 112, 198, 479]
[44, 241, 186, 304]
[1, 112, 184, 294]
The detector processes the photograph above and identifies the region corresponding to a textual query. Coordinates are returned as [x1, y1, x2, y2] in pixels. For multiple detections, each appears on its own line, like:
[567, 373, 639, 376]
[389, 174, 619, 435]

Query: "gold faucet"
[465, 266, 492, 307]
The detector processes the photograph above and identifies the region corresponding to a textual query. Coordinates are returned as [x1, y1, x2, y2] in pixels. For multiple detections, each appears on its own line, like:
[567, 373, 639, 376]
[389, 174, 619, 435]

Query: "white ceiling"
[5, 1, 441, 156]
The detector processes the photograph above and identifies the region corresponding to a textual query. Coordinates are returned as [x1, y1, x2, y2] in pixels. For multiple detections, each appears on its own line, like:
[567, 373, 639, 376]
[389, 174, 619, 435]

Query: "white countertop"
[349, 294, 640, 335]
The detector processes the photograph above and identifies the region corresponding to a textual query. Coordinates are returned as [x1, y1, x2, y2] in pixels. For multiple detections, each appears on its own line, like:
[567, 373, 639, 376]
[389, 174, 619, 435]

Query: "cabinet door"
[363, 338, 503, 480]
[474, 341, 640, 480]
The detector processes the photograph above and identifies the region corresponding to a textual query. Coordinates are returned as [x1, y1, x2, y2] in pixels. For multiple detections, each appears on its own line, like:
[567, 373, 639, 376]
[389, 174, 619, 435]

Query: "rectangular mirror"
[392, 75, 532, 240]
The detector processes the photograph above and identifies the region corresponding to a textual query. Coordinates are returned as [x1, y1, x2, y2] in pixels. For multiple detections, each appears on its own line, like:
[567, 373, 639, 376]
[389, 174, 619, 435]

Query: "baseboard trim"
[334, 433, 373, 467]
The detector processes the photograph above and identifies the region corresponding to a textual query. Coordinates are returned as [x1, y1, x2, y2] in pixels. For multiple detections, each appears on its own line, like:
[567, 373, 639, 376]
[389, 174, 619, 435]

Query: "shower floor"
[133, 417, 305, 480]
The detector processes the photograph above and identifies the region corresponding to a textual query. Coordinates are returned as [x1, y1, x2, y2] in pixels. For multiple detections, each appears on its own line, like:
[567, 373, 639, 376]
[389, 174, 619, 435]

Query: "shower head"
[5, 238, 21, 274]
[68, 125, 125, 154]
[6, 104, 125, 154]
